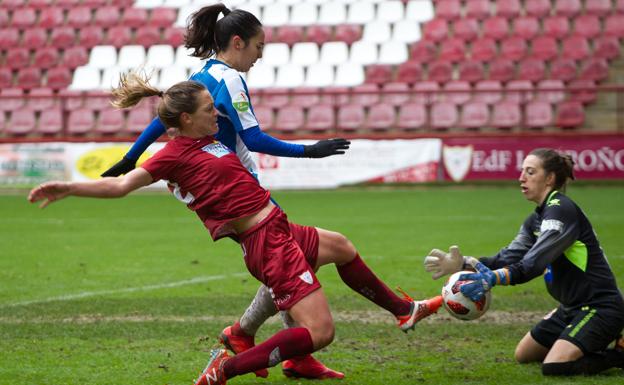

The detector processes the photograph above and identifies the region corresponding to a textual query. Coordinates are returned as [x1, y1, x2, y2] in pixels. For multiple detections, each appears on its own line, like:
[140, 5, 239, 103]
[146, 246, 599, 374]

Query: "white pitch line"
[1, 272, 248, 308]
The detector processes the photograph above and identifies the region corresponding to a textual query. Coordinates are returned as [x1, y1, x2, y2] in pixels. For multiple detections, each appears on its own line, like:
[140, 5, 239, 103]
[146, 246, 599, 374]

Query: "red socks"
[223, 327, 314, 379]
[337, 254, 411, 316]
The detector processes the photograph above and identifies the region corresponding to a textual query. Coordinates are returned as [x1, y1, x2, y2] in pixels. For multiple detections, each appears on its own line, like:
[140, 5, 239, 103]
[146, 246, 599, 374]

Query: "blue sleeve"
[238, 126, 305, 157]
[126, 117, 167, 160]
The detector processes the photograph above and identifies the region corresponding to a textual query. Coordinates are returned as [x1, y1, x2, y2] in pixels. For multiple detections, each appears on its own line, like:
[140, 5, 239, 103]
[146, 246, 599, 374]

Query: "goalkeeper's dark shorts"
[530, 300, 624, 354]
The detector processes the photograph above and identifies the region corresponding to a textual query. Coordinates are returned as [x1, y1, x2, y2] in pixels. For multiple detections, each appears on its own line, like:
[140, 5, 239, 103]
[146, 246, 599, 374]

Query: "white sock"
[239, 285, 278, 336]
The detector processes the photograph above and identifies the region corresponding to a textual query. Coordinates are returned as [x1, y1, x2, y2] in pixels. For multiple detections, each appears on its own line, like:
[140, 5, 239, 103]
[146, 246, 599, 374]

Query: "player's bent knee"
[308, 322, 335, 350]
[317, 229, 357, 266]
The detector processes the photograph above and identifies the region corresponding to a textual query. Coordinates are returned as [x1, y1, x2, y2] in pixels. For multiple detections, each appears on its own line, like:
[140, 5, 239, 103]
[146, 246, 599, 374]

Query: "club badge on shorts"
[299, 270, 313, 285]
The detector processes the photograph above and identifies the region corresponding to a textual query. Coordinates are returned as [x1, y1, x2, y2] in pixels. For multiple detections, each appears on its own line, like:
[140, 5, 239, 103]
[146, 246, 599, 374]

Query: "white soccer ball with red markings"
[441, 270, 491, 321]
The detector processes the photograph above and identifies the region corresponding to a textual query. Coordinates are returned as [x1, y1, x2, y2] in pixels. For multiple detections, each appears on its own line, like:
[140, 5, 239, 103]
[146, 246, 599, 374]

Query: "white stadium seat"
[146, 45, 175, 69]
[158, 66, 188, 89]
[291, 42, 319, 66]
[262, 3, 289, 27]
[362, 20, 392, 43]
[175, 46, 202, 70]
[70, 66, 101, 90]
[334, 62, 364, 86]
[117, 45, 147, 70]
[393, 19, 422, 43]
[100, 66, 125, 90]
[304, 63, 335, 87]
[87, 45, 117, 70]
[290, 2, 318, 26]
[377, 0, 405, 23]
[318, 2, 347, 25]
[135, 0, 164, 8]
[349, 40, 379, 65]
[275, 64, 305, 88]
[319, 41, 349, 65]
[406, 0, 434, 22]
[259, 43, 290, 67]
[246, 63, 275, 88]
[346, 2, 375, 24]
[378, 41, 408, 65]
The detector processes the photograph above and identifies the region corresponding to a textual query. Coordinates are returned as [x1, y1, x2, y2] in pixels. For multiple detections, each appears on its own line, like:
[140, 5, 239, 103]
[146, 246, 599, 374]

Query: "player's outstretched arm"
[458, 261, 511, 301]
[29, 168, 153, 208]
[303, 138, 351, 158]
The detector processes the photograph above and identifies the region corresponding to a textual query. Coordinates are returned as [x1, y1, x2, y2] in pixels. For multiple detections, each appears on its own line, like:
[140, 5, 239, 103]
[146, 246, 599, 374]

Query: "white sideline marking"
[1, 273, 248, 308]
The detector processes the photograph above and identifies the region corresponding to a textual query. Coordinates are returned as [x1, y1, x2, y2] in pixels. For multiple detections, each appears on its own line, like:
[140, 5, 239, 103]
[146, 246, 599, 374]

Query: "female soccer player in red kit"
[29, 73, 442, 385]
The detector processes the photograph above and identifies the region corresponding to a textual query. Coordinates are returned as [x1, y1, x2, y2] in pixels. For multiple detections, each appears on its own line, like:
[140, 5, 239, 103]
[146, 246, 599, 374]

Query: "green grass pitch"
[1, 185, 623, 385]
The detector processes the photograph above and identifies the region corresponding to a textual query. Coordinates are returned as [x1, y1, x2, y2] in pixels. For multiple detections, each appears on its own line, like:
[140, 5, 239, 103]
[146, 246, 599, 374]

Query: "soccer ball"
[441, 270, 491, 321]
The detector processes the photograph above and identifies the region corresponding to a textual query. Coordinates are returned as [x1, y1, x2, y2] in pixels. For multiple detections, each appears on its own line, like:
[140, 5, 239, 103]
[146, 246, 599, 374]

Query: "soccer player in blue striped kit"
[100, 3, 441, 380]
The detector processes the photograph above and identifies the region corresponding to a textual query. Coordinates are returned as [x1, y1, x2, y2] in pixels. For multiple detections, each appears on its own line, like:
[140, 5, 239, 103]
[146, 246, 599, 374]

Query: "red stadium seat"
[460, 102, 489, 130]
[482, 17, 509, 40]
[22, 28, 48, 49]
[17, 68, 42, 89]
[50, 27, 76, 49]
[304, 104, 335, 133]
[276, 26, 304, 46]
[505, 80, 534, 104]
[275, 105, 304, 133]
[568, 80, 597, 104]
[38, 107, 64, 135]
[33, 47, 60, 68]
[513, 17, 539, 40]
[443, 80, 471, 105]
[322, 87, 350, 107]
[1, 0, 24, 9]
[105, 26, 133, 48]
[6, 48, 31, 69]
[84, 92, 113, 111]
[517, 59, 546, 82]
[125, 104, 153, 134]
[58, 89, 84, 110]
[458, 61, 484, 83]
[0, 28, 19, 50]
[554, 0, 581, 17]
[337, 104, 365, 132]
[549, 59, 577, 82]
[333, 25, 361, 45]
[594, 37, 621, 61]
[0, 68, 13, 88]
[121, 7, 149, 29]
[536, 80, 565, 104]
[436, 0, 462, 20]
[410, 40, 437, 63]
[495, 0, 521, 18]
[525, 0, 550, 17]
[67, 6, 92, 28]
[604, 15, 624, 38]
[561, 36, 590, 61]
[474, 80, 503, 105]
[573, 15, 601, 39]
[10, 8, 36, 28]
[0, 88, 25, 111]
[438, 38, 465, 62]
[491, 101, 521, 129]
[531, 36, 558, 61]
[262, 88, 290, 108]
[499, 37, 527, 61]
[163, 27, 185, 47]
[579, 59, 609, 81]
[395, 61, 424, 84]
[556, 101, 585, 128]
[381, 82, 411, 106]
[46, 67, 72, 89]
[365, 65, 394, 85]
[488, 59, 515, 82]
[263, 26, 274, 44]
[453, 18, 479, 41]
[7, 108, 36, 135]
[525, 101, 553, 129]
[135, 26, 161, 46]
[67, 108, 96, 135]
[94, 6, 122, 28]
[543, 16, 570, 39]
[62, 46, 89, 68]
[365, 103, 396, 132]
[397, 102, 427, 131]
[422, 19, 449, 42]
[413, 81, 440, 105]
[351, 84, 380, 107]
[79, 26, 104, 47]
[471, 38, 497, 62]
[430, 102, 458, 130]
[96, 108, 125, 134]
[585, 0, 612, 16]
[291, 87, 321, 108]
[0, 9, 8, 26]
[38, 7, 64, 29]
[616, 0, 624, 13]
[150, 7, 177, 28]
[307, 25, 333, 45]
[252, 106, 274, 131]
[27, 87, 56, 111]
[465, 0, 491, 19]
[427, 61, 453, 83]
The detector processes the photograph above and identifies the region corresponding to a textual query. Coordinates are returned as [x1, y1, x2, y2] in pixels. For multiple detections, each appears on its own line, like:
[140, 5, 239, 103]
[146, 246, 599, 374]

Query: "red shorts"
[238, 207, 321, 310]
[289, 222, 319, 268]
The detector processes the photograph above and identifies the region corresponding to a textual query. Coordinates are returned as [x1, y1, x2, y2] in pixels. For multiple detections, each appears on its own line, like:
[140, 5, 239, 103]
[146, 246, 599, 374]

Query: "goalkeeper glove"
[424, 245, 479, 280]
[458, 261, 510, 301]
[101, 156, 136, 177]
[303, 138, 350, 158]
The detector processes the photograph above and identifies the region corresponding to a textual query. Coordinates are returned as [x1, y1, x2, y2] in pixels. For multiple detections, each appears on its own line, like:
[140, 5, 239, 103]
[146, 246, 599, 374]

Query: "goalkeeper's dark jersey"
[480, 190, 623, 311]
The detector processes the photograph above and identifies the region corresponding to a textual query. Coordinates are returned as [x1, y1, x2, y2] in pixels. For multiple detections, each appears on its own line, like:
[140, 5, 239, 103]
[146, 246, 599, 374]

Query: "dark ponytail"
[185, 3, 262, 59]
[530, 148, 576, 191]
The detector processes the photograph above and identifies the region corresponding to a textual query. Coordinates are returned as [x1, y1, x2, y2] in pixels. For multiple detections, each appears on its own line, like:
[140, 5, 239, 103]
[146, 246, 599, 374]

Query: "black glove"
[100, 156, 137, 177]
[303, 138, 351, 158]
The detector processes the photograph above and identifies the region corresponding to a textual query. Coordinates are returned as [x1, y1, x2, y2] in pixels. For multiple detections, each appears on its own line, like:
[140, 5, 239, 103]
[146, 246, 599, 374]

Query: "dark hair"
[111, 71, 207, 129]
[185, 3, 263, 59]
[529, 148, 575, 191]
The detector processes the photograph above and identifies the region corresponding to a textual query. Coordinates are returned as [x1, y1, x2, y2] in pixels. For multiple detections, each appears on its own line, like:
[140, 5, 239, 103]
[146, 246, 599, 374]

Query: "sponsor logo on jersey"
[540, 219, 564, 233]
[299, 270, 314, 285]
[165, 180, 195, 204]
[232, 92, 250, 112]
[201, 141, 231, 158]
[543, 264, 553, 283]
[547, 198, 561, 207]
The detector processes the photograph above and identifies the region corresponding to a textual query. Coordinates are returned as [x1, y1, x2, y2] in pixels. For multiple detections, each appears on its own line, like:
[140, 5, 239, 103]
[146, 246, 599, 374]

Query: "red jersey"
[140, 135, 271, 240]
